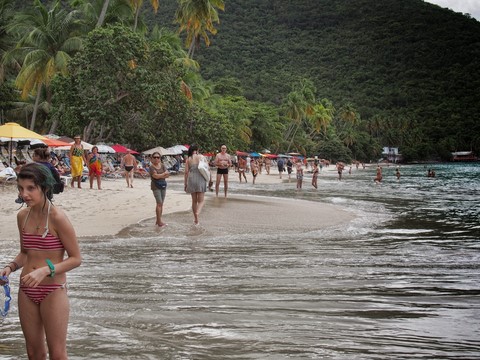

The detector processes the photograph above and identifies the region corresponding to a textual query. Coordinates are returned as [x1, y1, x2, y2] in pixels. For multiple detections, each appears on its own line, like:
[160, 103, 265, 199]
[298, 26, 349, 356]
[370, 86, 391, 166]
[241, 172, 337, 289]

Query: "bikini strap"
[23, 208, 33, 230]
[42, 201, 51, 238]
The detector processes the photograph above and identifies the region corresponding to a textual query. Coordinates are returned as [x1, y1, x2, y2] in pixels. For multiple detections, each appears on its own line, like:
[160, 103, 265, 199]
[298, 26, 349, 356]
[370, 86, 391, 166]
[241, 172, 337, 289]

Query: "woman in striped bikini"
[0, 163, 82, 359]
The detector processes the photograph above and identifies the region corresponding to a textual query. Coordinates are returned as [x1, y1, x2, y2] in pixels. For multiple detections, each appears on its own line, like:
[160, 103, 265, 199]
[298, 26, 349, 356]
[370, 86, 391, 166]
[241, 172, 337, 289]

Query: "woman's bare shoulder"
[17, 207, 29, 221]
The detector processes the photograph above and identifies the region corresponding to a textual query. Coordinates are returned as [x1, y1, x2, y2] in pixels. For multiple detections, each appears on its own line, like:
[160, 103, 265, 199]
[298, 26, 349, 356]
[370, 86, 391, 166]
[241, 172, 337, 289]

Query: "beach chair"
[0, 147, 10, 165]
[165, 157, 179, 175]
[20, 148, 34, 163]
[134, 164, 148, 179]
[60, 175, 72, 187]
[102, 160, 123, 179]
[0, 166, 17, 186]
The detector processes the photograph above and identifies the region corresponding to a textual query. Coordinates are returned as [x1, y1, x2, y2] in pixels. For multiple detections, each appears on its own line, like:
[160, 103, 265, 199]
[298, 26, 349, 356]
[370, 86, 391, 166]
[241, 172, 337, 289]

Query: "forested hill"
[154, 0, 480, 156]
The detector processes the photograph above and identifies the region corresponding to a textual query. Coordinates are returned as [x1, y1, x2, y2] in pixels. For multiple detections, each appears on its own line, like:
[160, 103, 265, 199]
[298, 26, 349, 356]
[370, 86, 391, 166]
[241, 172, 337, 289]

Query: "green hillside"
[153, 0, 480, 157]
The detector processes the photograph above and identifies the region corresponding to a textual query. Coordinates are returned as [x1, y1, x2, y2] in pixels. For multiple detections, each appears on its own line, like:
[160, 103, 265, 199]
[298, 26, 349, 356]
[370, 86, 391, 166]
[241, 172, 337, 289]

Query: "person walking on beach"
[336, 162, 345, 181]
[296, 160, 304, 189]
[0, 163, 82, 359]
[121, 149, 137, 188]
[214, 145, 232, 197]
[312, 162, 319, 189]
[258, 157, 263, 174]
[374, 165, 383, 183]
[87, 146, 102, 190]
[69, 135, 87, 188]
[277, 157, 285, 179]
[286, 159, 293, 179]
[251, 158, 259, 184]
[149, 151, 169, 227]
[265, 157, 271, 174]
[185, 144, 207, 225]
[238, 156, 247, 183]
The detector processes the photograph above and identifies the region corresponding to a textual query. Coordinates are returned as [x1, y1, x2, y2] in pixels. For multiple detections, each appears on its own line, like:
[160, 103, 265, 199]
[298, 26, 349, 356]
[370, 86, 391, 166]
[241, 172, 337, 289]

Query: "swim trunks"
[217, 168, 228, 175]
[125, 165, 134, 172]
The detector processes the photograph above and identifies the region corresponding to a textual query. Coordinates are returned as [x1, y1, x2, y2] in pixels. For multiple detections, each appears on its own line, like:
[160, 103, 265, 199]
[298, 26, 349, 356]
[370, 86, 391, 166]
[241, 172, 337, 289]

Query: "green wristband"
[45, 259, 55, 277]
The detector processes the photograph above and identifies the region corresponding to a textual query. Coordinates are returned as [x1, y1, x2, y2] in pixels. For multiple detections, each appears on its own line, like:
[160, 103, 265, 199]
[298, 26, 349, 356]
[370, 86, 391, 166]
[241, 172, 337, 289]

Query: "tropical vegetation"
[1, 0, 479, 163]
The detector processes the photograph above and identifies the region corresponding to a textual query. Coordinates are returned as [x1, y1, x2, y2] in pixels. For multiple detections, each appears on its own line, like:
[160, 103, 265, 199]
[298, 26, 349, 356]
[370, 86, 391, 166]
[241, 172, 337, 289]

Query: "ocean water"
[1, 163, 479, 359]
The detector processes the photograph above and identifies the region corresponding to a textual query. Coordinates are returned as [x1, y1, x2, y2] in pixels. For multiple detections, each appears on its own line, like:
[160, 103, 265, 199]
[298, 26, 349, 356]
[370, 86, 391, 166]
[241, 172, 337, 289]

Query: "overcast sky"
[425, 0, 480, 20]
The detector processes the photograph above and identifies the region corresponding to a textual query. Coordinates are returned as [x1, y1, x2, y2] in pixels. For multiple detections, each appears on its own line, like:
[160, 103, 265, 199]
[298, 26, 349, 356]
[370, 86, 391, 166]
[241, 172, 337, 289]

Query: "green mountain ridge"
[155, 0, 480, 156]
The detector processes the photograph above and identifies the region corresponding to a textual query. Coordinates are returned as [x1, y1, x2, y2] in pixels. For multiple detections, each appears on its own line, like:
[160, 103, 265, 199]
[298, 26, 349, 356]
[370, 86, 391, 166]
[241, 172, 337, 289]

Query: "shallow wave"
[1, 164, 479, 359]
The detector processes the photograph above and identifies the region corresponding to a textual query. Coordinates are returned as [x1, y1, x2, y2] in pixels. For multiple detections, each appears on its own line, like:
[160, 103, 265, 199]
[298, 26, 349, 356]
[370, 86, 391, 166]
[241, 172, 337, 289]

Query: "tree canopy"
[1, 0, 479, 162]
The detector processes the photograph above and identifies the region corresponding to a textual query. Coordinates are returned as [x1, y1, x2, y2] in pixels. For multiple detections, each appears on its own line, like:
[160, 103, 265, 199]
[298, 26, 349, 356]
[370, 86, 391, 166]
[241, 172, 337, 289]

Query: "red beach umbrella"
[111, 144, 139, 154]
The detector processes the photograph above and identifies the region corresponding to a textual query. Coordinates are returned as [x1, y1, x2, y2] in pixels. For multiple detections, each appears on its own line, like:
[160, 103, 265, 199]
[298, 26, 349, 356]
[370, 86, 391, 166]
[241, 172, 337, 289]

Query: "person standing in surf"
[185, 144, 207, 225]
[214, 145, 232, 197]
[0, 163, 82, 359]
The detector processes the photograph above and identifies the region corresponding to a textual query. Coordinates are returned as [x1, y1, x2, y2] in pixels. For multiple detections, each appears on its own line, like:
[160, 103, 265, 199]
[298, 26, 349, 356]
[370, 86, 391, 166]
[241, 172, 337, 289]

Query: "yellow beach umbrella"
[0, 122, 47, 140]
[0, 122, 46, 164]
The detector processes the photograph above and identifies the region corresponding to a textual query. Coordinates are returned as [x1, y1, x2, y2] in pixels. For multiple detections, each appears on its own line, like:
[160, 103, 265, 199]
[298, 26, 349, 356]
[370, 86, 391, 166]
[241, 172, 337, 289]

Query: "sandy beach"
[0, 167, 354, 241]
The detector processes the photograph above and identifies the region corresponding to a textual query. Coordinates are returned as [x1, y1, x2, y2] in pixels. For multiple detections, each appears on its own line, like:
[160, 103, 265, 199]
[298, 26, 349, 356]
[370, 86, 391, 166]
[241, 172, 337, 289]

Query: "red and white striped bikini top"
[22, 201, 64, 251]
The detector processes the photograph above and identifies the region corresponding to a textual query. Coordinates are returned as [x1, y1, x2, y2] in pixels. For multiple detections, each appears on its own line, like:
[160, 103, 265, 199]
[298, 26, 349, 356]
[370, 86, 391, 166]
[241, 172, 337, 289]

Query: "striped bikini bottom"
[20, 283, 67, 305]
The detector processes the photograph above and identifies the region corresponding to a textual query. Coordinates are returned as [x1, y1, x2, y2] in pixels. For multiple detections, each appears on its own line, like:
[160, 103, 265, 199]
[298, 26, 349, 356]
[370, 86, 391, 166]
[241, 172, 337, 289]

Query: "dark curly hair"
[187, 144, 199, 158]
[17, 163, 56, 202]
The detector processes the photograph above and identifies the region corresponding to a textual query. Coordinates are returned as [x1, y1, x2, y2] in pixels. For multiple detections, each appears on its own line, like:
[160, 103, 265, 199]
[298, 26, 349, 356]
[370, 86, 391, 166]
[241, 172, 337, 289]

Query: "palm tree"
[4, 0, 82, 131]
[338, 103, 359, 125]
[283, 79, 317, 151]
[0, 0, 16, 82]
[308, 99, 334, 136]
[175, 0, 225, 59]
[283, 90, 306, 147]
[69, 0, 110, 28]
[97, 0, 111, 27]
[128, 0, 159, 31]
[70, 0, 133, 30]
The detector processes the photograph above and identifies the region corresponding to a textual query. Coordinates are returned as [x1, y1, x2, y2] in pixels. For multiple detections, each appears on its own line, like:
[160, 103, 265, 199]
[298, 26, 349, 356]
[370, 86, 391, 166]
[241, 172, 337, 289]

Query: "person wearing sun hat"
[69, 135, 87, 188]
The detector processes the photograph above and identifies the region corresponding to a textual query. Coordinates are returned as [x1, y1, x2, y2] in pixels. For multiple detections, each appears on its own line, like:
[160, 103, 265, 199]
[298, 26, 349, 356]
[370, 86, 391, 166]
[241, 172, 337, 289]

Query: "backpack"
[44, 162, 64, 194]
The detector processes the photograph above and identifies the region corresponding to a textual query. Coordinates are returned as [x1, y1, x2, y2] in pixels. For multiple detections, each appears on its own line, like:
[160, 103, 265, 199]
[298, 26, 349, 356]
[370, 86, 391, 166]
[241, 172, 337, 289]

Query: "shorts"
[153, 188, 166, 204]
[217, 168, 229, 175]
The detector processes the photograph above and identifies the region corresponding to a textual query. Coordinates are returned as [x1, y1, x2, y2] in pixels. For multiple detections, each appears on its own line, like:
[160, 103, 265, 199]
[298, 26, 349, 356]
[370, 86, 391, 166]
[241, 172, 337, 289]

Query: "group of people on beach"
[69, 135, 140, 190]
[4, 138, 425, 358]
[152, 143, 323, 228]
